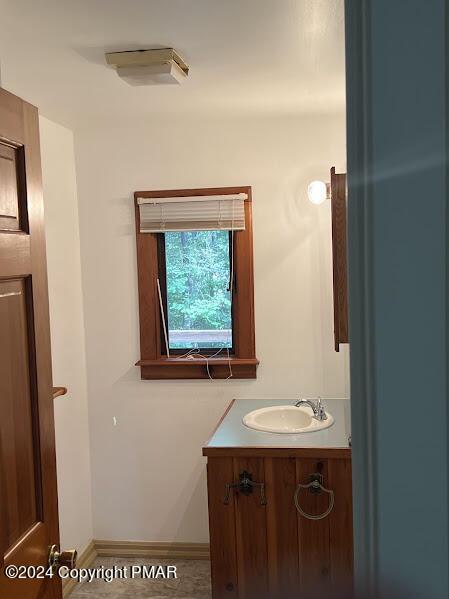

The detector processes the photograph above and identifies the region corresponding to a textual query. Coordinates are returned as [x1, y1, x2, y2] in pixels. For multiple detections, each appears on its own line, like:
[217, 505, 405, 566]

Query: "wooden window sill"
[136, 357, 259, 380]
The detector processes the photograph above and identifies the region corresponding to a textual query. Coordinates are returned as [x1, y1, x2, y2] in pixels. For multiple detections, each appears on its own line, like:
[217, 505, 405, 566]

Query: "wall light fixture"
[308, 180, 330, 205]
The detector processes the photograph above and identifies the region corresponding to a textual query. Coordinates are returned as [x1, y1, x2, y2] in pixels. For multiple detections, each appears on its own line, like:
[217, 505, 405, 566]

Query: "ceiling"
[0, 0, 345, 128]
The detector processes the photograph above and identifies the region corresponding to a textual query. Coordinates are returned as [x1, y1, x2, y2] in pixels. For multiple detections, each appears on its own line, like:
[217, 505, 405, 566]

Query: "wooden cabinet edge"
[330, 166, 349, 351]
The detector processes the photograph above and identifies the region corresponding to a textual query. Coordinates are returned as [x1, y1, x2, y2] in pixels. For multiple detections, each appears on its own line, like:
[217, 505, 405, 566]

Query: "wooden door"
[0, 88, 61, 598]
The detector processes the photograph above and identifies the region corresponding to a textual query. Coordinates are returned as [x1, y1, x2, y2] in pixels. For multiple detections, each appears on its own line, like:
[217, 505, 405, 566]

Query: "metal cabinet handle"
[294, 477, 334, 520]
[224, 470, 267, 506]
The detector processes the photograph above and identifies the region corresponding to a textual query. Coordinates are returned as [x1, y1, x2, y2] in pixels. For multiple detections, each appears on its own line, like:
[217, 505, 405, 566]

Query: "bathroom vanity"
[203, 399, 352, 599]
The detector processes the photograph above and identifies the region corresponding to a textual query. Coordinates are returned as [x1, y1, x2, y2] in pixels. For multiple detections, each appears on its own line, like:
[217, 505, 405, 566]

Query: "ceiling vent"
[105, 48, 189, 86]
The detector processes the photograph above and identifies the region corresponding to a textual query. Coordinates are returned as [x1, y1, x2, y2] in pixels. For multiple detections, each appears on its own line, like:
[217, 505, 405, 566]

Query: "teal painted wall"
[346, 1, 449, 596]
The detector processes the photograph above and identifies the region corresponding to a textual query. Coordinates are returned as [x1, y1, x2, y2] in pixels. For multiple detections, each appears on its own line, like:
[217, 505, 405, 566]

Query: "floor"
[70, 557, 212, 599]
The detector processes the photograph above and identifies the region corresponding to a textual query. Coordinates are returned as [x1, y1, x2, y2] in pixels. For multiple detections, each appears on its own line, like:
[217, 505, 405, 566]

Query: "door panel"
[0, 143, 26, 232]
[0, 87, 61, 598]
[0, 279, 40, 550]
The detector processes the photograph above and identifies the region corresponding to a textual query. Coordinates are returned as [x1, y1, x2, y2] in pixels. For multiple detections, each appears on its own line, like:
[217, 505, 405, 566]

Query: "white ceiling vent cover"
[105, 48, 189, 86]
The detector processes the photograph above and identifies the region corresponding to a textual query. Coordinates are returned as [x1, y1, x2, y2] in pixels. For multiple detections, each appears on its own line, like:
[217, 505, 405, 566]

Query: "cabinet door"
[265, 457, 299, 598]
[331, 167, 349, 351]
[207, 458, 238, 598]
[328, 459, 353, 595]
[233, 458, 269, 599]
[296, 459, 332, 592]
[207, 455, 353, 598]
[296, 458, 353, 597]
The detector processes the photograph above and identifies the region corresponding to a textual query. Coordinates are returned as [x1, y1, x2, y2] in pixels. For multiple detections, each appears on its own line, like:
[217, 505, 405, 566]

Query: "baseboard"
[95, 539, 210, 560]
[62, 540, 97, 598]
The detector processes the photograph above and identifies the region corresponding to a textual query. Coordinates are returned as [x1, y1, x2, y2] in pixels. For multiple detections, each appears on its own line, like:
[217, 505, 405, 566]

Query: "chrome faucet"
[294, 397, 328, 421]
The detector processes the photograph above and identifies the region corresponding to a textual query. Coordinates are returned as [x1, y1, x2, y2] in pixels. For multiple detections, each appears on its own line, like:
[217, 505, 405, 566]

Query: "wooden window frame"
[134, 186, 258, 380]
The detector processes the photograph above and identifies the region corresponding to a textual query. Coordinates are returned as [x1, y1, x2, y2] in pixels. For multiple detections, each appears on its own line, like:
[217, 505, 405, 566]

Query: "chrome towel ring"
[294, 477, 334, 521]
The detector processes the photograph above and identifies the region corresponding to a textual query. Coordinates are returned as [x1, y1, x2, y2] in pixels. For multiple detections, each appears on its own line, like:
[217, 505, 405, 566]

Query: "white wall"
[74, 112, 349, 543]
[40, 116, 93, 553]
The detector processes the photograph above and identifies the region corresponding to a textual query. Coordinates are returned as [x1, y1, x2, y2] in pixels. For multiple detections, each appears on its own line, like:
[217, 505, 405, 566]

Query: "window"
[159, 230, 233, 351]
[134, 186, 258, 379]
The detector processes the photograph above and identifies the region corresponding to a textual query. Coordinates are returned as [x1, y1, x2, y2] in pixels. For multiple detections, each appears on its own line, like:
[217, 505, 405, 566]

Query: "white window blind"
[137, 193, 247, 233]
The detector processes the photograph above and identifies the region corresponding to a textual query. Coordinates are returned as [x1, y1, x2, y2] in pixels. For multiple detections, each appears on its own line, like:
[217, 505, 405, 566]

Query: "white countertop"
[205, 398, 351, 449]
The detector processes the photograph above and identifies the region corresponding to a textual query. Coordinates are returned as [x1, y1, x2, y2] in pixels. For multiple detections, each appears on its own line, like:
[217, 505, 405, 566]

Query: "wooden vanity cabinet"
[205, 450, 353, 599]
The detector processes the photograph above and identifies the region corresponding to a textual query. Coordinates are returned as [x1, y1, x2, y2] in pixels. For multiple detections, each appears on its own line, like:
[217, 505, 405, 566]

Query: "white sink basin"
[243, 405, 334, 434]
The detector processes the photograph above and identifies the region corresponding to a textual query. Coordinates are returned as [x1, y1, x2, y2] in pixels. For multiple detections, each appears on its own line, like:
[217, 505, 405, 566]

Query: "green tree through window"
[164, 231, 232, 349]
